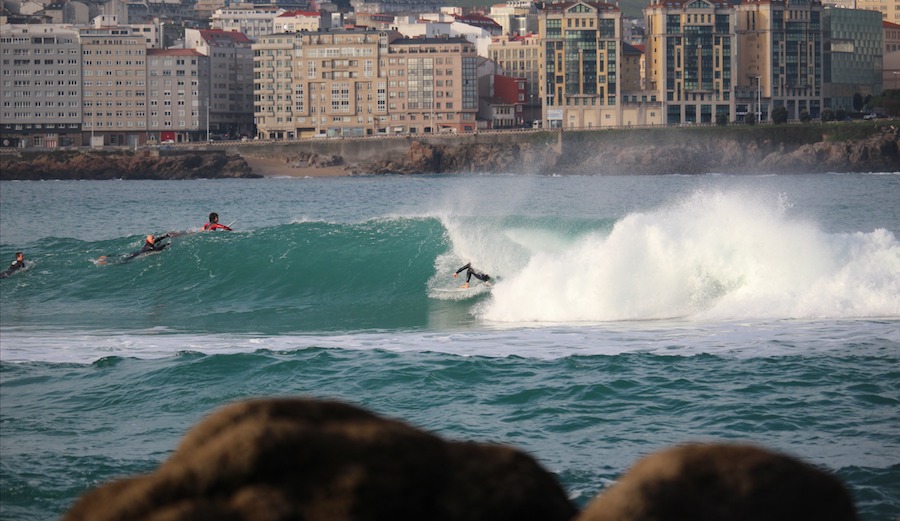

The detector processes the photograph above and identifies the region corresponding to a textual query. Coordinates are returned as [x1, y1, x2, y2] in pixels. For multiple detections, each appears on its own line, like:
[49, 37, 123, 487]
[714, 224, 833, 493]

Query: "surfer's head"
[209, 212, 219, 223]
[15, 252, 23, 261]
[146, 235, 155, 244]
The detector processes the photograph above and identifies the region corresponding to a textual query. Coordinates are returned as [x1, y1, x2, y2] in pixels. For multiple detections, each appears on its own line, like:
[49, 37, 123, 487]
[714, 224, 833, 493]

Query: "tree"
[716, 113, 728, 126]
[836, 108, 847, 121]
[852, 93, 864, 112]
[772, 106, 789, 124]
[821, 108, 835, 122]
[745, 112, 757, 125]
[799, 110, 811, 123]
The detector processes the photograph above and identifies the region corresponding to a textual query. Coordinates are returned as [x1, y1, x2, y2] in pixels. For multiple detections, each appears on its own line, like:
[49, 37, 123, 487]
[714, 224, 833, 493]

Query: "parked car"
[863, 113, 878, 120]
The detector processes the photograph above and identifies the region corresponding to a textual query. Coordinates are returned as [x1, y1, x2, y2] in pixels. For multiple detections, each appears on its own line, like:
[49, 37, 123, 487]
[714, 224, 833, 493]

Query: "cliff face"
[0, 149, 258, 180]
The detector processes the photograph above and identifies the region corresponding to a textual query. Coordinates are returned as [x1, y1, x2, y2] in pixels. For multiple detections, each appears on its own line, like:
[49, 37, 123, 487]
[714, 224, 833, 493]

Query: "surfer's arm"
[454, 263, 471, 276]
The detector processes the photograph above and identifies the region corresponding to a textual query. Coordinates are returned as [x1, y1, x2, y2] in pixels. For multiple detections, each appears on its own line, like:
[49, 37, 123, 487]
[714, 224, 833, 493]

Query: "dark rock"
[62, 397, 578, 521]
[575, 443, 858, 521]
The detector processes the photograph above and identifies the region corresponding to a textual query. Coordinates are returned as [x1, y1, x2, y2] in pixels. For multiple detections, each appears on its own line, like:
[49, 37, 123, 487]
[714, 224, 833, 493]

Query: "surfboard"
[433, 284, 492, 294]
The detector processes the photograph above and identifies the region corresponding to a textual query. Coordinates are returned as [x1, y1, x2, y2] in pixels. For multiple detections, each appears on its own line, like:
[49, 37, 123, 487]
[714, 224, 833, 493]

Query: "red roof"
[884, 21, 900, 29]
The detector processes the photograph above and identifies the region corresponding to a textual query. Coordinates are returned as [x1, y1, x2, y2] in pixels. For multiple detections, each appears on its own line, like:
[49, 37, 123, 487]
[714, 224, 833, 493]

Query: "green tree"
[821, 108, 835, 122]
[745, 112, 757, 125]
[772, 106, 789, 124]
[852, 93, 864, 112]
[716, 113, 728, 126]
[799, 110, 811, 123]
[836, 108, 847, 121]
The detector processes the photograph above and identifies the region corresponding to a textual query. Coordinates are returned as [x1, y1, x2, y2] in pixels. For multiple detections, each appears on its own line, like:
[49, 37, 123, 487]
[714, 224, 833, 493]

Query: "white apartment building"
[0, 24, 83, 147]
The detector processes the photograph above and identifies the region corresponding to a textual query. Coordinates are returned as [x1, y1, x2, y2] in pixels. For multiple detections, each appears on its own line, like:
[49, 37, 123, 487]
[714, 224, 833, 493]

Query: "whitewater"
[1, 173, 898, 520]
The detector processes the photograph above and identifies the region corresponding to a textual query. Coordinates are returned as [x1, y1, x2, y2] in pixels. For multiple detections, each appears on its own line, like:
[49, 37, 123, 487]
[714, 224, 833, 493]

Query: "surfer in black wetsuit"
[453, 262, 491, 288]
[127, 234, 170, 259]
[0, 252, 26, 279]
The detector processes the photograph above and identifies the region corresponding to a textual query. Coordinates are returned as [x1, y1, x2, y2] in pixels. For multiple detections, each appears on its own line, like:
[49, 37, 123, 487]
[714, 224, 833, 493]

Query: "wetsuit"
[127, 235, 170, 259]
[455, 263, 491, 283]
[203, 221, 232, 231]
[0, 258, 25, 279]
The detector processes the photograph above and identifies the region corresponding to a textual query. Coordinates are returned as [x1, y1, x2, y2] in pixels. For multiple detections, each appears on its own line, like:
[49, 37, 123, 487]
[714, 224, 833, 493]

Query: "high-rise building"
[735, 0, 824, 120]
[488, 33, 541, 122]
[539, 0, 623, 129]
[644, 0, 736, 124]
[0, 24, 83, 147]
[855, 0, 899, 23]
[823, 7, 883, 110]
[146, 49, 210, 143]
[79, 21, 148, 146]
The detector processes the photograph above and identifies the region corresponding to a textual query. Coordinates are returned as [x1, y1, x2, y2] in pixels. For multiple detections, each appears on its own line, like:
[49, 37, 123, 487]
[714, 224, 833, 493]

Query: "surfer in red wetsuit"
[453, 262, 491, 288]
[203, 212, 233, 231]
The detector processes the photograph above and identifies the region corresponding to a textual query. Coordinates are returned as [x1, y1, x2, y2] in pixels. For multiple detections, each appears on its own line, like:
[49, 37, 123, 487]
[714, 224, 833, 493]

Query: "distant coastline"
[2, 122, 897, 180]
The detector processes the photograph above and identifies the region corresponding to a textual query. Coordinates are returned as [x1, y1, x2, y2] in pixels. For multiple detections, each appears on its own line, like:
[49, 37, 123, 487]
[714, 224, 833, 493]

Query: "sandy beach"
[242, 155, 351, 177]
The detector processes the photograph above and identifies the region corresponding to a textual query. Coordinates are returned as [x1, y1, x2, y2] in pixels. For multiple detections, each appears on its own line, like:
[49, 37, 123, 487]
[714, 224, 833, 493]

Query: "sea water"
[1, 173, 898, 520]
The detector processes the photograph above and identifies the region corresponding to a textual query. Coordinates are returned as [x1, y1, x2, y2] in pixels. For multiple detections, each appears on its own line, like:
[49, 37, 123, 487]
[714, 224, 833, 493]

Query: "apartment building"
[856, 0, 900, 23]
[210, 6, 285, 40]
[823, 7, 883, 109]
[0, 24, 82, 147]
[274, 10, 326, 33]
[146, 48, 209, 142]
[735, 0, 824, 121]
[644, 0, 736, 125]
[489, 0, 539, 37]
[384, 36, 479, 134]
[253, 28, 386, 138]
[539, 0, 624, 129]
[79, 21, 148, 146]
[488, 33, 541, 122]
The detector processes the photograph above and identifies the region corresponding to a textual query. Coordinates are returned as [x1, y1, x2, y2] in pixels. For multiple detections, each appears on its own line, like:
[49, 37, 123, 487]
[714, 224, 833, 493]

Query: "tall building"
[539, 0, 623, 129]
[210, 6, 285, 40]
[855, 0, 899, 23]
[0, 24, 83, 147]
[253, 28, 386, 138]
[885, 21, 900, 90]
[79, 20, 148, 146]
[487, 33, 541, 122]
[384, 36, 480, 134]
[185, 28, 255, 138]
[823, 7, 883, 110]
[489, 0, 539, 37]
[735, 0, 824, 120]
[644, 0, 736, 124]
[146, 49, 209, 142]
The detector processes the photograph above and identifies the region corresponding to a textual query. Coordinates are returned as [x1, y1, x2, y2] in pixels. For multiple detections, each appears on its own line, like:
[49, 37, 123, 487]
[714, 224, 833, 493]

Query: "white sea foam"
[445, 190, 900, 323]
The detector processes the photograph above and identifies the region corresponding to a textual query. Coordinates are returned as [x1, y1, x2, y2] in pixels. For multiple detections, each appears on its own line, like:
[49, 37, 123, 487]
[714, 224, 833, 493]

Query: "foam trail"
[484, 190, 900, 322]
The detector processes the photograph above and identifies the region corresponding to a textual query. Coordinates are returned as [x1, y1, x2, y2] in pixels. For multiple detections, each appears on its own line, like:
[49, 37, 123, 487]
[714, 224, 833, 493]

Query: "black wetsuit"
[0, 259, 25, 279]
[127, 235, 170, 260]
[455, 263, 491, 283]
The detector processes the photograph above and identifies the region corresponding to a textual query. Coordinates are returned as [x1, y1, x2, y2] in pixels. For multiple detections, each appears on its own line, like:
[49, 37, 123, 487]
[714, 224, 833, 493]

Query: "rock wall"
[0, 149, 258, 180]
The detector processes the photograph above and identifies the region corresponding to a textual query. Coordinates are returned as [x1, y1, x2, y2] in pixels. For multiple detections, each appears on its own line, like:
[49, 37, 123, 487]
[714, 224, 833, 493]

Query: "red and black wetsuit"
[203, 222, 232, 231]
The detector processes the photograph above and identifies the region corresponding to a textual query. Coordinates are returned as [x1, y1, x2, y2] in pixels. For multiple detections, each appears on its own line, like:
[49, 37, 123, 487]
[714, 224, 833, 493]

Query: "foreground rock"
[63, 397, 858, 521]
[575, 443, 858, 521]
[0, 149, 258, 180]
[63, 397, 577, 521]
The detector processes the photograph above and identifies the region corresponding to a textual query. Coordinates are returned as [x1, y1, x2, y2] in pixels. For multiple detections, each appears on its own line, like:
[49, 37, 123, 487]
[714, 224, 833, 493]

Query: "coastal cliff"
[2, 123, 897, 179]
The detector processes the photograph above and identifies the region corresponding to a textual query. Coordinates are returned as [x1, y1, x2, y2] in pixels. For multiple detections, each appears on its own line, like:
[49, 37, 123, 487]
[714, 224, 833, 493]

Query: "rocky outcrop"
[63, 397, 858, 521]
[63, 397, 578, 521]
[0, 149, 258, 180]
[349, 125, 899, 175]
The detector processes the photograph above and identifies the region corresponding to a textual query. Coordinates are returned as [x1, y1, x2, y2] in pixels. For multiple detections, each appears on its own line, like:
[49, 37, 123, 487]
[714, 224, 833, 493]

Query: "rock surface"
[63, 397, 859, 521]
[0, 150, 258, 180]
[63, 397, 578, 521]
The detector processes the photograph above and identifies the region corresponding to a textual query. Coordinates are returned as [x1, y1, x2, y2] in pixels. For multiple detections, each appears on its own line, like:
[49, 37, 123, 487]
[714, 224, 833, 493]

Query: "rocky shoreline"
[2, 123, 897, 179]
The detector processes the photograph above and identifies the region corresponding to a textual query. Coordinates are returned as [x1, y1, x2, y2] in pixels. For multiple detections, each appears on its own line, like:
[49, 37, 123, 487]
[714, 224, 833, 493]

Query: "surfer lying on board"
[453, 262, 491, 288]
[0, 252, 26, 279]
[203, 213, 233, 231]
[128, 234, 170, 259]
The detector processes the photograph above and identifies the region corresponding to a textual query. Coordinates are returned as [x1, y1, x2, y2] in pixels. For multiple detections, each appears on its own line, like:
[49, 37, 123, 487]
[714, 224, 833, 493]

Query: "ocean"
[1, 173, 898, 520]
